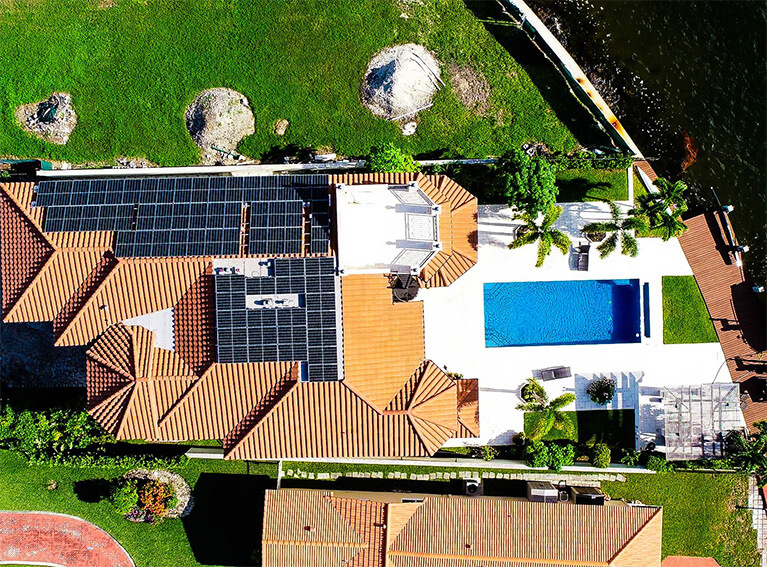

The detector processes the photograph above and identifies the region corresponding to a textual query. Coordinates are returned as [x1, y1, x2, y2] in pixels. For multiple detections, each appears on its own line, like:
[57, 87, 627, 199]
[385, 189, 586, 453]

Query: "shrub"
[367, 143, 418, 173]
[591, 443, 611, 468]
[0, 406, 111, 459]
[524, 440, 549, 468]
[481, 446, 499, 461]
[109, 479, 139, 515]
[494, 148, 557, 214]
[587, 376, 616, 406]
[28, 451, 187, 470]
[620, 449, 641, 466]
[646, 455, 675, 473]
[138, 480, 175, 519]
[547, 443, 575, 472]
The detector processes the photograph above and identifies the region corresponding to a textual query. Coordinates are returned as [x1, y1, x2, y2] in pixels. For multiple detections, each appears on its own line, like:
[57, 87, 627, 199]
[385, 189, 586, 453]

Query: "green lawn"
[523, 409, 635, 449]
[0, 0, 595, 165]
[662, 275, 718, 344]
[555, 168, 629, 202]
[603, 473, 761, 566]
[0, 450, 278, 567]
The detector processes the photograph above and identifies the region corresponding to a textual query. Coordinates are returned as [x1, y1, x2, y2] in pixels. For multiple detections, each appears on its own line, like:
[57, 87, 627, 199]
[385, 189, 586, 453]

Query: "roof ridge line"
[3, 249, 59, 320]
[91, 383, 135, 436]
[223, 365, 299, 454]
[53, 252, 118, 344]
[387, 548, 611, 565]
[156, 371, 206, 427]
[88, 349, 134, 381]
[607, 506, 662, 565]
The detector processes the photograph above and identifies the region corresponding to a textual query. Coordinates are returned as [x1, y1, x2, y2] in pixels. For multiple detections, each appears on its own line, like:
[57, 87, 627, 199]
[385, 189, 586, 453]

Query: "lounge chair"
[535, 366, 572, 381]
[577, 244, 590, 271]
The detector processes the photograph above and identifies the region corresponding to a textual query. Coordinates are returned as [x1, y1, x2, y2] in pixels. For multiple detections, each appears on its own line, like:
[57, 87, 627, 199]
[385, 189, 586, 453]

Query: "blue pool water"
[484, 279, 642, 347]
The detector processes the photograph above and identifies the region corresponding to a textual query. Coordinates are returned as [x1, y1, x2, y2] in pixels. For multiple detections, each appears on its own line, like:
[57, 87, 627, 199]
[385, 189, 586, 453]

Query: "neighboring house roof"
[0, 175, 479, 460]
[661, 557, 721, 567]
[261, 489, 663, 567]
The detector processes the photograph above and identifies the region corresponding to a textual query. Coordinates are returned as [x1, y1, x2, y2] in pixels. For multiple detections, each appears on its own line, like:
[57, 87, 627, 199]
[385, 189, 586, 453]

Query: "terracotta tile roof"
[326, 496, 386, 567]
[262, 490, 663, 567]
[173, 270, 216, 374]
[0, 188, 54, 315]
[3, 176, 479, 459]
[456, 378, 480, 437]
[158, 361, 295, 441]
[262, 490, 366, 567]
[341, 273, 425, 411]
[55, 257, 208, 346]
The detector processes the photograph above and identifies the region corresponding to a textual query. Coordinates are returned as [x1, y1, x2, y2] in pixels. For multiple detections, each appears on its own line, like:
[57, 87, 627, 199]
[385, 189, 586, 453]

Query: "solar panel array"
[215, 257, 340, 381]
[35, 176, 331, 258]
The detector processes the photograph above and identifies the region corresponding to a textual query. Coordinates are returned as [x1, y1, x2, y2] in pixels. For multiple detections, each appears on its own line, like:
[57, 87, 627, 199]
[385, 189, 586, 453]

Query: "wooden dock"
[678, 212, 767, 427]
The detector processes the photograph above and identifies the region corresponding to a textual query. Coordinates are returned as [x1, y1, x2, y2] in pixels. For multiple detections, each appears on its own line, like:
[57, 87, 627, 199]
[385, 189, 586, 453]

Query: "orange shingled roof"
[0, 189, 54, 315]
[342, 273, 425, 412]
[55, 257, 208, 346]
[3, 175, 479, 460]
[262, 490, 663, 567]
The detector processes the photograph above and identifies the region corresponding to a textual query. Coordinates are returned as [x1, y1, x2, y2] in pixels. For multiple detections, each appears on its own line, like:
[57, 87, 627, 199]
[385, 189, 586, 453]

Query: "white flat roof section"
[335, 182, 441, 274]
[123, 308, 175, 351]
[424, 202, 729, 447]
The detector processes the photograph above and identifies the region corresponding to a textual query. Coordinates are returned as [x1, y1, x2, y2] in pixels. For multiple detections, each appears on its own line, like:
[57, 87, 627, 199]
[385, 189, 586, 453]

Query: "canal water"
[529, 0, 767, 285]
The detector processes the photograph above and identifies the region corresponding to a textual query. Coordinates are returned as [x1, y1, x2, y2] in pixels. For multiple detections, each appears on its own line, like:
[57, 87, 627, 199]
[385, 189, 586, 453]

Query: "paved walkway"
[0, 511, 134, 567]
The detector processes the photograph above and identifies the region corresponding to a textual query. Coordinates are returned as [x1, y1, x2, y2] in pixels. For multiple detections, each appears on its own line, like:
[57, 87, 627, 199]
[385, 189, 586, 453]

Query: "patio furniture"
[577, 243, 590, 271]
[534, 366, 572, 381]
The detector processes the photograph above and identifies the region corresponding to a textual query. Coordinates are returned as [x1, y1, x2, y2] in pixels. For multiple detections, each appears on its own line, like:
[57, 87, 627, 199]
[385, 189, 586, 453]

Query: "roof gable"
[0, 190, 54, 316]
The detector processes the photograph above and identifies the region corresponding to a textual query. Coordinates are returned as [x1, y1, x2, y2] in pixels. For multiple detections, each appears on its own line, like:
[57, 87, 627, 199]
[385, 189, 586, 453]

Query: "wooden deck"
[678, 212, 767, 427]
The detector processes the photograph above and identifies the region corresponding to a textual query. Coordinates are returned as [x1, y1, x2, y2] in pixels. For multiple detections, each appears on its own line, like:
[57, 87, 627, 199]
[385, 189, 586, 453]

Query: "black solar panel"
[35, 175, 332, 259]
[214, 257, 340, 381]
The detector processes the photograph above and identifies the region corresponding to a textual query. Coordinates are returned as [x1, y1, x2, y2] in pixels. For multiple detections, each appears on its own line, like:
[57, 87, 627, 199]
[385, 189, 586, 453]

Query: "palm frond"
[596, 232, 618, 258]
[622, 214, 649, 232]
[550, 230, 572, 255]
[549, 393, 576, 411]
[541, 205, 563, 230]
[527, 412, 555, 441]
[524, 378, 548, 403]
[536, 233, 552, 268]
[551, 412, 576, 437]
[508, 230, 538, 250]
[621, 231, 639, 257]
[582, 221, 617, 235]
[516, 401, 544, 412]
[607, 200, 622, 221]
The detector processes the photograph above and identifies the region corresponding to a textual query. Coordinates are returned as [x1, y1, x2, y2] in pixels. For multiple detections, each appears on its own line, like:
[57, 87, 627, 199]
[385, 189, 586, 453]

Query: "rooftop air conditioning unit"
[464, 478, 482, 496]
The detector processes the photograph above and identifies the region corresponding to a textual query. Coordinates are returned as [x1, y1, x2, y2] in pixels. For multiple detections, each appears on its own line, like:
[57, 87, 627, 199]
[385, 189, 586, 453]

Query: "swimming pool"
[484, 279, 642, 347]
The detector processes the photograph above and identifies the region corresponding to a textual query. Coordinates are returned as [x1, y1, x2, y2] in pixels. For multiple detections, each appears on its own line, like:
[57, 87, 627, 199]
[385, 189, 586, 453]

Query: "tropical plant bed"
[602, 472, 761, 566]
[633, 178, 669, 238]
[662, 275, 718, 344]
[0, 0, 594, 165]
[523, 409, 635, 449]
[555, 169, 628, 202]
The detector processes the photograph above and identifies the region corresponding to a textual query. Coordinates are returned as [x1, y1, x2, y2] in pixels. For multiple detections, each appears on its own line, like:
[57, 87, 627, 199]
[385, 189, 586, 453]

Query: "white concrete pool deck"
[421, 203, 730, 445]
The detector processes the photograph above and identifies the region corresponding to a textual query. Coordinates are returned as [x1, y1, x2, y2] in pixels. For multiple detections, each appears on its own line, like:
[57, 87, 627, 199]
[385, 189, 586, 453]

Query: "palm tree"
[727, 422, 767, 482]
[582, 201, 649, 258]
[516, 378, 576, 440]
[633, 177, 689, 241]
[509, 205, 572, 268]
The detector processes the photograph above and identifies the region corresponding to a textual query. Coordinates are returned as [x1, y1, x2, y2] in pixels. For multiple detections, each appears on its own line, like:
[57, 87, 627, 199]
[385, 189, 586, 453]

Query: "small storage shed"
[570, 486, 605, 506]
[526, 481, 558, 503]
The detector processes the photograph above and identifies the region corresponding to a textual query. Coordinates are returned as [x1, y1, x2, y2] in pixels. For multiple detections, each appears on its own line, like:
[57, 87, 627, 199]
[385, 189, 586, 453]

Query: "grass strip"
[662, 275, 718, 344]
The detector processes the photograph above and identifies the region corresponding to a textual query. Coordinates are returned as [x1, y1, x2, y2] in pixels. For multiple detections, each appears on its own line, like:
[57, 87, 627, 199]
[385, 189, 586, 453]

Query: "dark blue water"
[483, 279, 641, 347]
[531, 0, 767, 286]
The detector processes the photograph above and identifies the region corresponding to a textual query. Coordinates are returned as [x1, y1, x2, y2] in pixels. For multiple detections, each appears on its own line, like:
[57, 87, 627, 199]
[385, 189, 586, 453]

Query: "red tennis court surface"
[0, 511, 134, 567]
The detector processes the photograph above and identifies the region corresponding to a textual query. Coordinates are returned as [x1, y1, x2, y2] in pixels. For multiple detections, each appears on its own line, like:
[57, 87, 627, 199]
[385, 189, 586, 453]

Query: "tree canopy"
[495, 148, 558, 214]
[367, 143, 419, 173]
